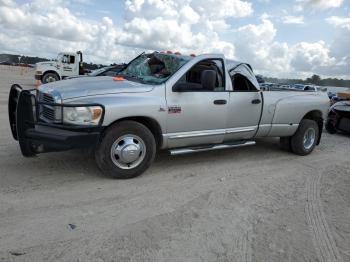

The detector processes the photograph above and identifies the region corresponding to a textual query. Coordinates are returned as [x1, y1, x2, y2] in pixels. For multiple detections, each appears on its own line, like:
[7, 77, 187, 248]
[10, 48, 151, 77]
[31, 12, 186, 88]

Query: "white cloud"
[293, 4, 303, 12]
[260, 13, 271, 20]
[191, 0, 253, 18]
[233, 19, 292, 77]
[0, 2, 96, 42]
[297, 0, 344, 10]
[0, 0, 15, 7]
[282, 15, 305, 24]
[118, 0, 239, 57]
[326, 15, 350, 29]
[326, 14, 350, 75]
[0, 1, 139, 63]
[232, 18, 345, 78]
[0, 0, 244, 63]
[291, 41, 336, 71]
[0, 0, 350, 78]
[180, 5, 200, 24]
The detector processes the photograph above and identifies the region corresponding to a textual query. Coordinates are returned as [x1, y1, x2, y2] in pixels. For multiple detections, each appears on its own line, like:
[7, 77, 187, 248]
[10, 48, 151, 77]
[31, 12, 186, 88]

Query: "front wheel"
[290, 119, 319, 156]
[95, 121, 156, 179]
[42, 72, 59, 84]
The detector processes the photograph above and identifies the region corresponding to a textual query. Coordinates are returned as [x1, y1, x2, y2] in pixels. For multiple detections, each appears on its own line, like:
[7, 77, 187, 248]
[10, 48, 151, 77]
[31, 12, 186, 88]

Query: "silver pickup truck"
[8, 52, 329, 179]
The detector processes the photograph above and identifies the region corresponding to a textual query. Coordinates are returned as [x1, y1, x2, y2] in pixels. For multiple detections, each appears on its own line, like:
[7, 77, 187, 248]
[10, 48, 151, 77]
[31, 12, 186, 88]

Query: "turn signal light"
[113, 76, 125, 81]
[91, 107, 103, 121]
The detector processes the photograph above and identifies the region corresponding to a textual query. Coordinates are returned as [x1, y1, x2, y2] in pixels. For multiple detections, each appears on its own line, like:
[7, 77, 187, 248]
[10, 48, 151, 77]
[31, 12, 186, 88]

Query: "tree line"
[263, 74, 350, 88]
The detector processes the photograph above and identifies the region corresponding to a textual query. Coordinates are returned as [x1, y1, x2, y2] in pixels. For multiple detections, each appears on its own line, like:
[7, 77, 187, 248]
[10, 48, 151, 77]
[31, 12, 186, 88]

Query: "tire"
[95, 120, 156, 179]
[280, 137, 292, 152]
[290, 119, 319, 156]
[42, 72, 59, 83]
[325, 119, 337, 134]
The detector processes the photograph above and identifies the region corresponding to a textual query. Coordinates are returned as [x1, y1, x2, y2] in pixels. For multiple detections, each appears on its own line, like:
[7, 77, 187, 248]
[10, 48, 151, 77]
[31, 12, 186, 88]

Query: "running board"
[169, 141, 256, 155]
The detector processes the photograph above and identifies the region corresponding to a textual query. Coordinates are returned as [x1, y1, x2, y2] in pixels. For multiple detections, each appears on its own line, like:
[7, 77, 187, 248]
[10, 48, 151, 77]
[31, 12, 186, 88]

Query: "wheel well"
[302, 110, 323, 145]
[43, 71, 60, 80]
[106, 117, 163, 148]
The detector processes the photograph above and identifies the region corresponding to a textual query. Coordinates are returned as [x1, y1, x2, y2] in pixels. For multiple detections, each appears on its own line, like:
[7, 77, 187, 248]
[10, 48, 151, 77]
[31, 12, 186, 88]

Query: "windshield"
[89, 66, 112, 76]
[118, 53, 190, 84]
[56, 53, 63, 62]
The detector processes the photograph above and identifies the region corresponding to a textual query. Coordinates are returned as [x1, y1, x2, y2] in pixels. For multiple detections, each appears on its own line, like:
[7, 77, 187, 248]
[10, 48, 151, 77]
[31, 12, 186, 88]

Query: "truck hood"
[36, 61, 57, 67]
[39, 76, 154, 100]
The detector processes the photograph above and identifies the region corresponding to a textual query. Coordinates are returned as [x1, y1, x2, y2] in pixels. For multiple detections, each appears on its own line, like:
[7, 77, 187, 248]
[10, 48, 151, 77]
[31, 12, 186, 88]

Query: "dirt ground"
[0, 65, 349, 262]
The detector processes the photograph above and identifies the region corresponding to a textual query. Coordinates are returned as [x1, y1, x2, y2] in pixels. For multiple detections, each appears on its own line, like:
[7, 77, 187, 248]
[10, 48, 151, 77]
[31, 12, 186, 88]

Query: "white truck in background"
[35, 51, 84, 84]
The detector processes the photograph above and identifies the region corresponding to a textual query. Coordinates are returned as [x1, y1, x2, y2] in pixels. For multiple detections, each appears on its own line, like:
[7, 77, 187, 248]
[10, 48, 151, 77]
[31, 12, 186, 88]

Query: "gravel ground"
[0, 66, 349, 262]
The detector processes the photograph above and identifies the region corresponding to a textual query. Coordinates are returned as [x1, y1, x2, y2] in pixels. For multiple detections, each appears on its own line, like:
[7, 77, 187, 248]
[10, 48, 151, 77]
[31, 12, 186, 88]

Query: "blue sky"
[1, 0, 350, 78]
[61, 0, 348, 44]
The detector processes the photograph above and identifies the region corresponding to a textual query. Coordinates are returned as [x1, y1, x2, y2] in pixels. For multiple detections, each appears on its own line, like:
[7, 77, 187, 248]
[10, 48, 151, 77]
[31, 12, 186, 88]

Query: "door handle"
[251, 99, 261, 104]
[213, 99, 227, 105]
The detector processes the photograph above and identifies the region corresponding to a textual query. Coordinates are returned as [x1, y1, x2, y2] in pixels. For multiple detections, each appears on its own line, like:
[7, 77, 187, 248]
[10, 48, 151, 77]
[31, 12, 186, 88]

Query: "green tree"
[307, 74, 321, 85]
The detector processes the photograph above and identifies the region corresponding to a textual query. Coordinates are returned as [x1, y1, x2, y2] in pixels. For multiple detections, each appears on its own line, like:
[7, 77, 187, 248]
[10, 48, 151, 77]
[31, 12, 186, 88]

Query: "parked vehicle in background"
[292, 84, 327, 92]
[0, 61, 13, 66]
[65, 64, 126, 80]
[280, 85, 291, 90]
[9, 52, 329, 179]
[89, 64, 125, 76]
[260, 82, 278, 90]
[35, 51, 84, 84]
[326, 101, 350, 134]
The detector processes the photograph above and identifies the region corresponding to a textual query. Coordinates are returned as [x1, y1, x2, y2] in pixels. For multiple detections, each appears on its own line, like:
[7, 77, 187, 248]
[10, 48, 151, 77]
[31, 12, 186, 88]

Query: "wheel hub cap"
[110, 135, 146, 169]
[47, 76, 56, 82]
[303, 128, 316, 150]
[120, 144, 141, 163]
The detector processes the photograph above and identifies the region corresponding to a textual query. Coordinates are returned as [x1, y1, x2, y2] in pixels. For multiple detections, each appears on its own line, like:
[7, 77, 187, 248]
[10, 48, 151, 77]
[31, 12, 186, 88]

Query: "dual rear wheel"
[280, 119, 319, 155]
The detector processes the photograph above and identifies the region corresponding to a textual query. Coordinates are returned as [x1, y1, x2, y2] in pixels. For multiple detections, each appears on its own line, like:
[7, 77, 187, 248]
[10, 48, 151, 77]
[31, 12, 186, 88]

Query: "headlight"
[63, 106, 103, 125]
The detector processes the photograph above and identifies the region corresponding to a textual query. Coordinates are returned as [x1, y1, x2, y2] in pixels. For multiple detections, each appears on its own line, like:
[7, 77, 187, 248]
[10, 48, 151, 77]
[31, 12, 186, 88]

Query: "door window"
[61, 55, 75, 64]
[175, 59, 225, 92]
[231, 73, 258, 92]
[62, 55, 69, 63]
[69, 56, 75, 64]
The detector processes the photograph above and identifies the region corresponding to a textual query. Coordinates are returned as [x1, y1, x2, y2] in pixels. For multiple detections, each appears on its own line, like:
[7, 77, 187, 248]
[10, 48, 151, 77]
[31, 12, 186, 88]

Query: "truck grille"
[42, 106, 55, 120]
[39, 92, 57, 122]
[42, 93, 55, 103]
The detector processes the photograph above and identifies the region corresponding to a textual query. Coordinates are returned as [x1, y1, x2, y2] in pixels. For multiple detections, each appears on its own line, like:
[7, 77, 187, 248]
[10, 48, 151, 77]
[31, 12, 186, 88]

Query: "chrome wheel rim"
[303, 128, 316, 150]
[110, 135, 146, 169]
[46, 76, 57, 83]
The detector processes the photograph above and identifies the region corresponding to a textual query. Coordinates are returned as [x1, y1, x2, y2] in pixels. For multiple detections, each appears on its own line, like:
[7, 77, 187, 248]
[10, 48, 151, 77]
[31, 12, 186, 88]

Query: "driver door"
[165, 58, 229, 148]
[61, 55, 75, 77]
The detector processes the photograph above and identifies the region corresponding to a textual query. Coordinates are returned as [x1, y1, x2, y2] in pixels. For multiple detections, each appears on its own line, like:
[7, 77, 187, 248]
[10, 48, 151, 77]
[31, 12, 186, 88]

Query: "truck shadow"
[3, 137, 291, 181]
[151, 138, 287, 171]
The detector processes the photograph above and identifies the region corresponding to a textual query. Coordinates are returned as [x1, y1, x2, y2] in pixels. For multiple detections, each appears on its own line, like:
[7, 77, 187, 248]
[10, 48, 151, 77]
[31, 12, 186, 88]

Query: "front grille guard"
[9, 84, 105, 141]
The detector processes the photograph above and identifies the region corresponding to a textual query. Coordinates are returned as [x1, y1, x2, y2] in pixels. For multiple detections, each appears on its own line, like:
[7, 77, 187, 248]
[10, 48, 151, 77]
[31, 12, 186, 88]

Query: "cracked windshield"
[119, 53, 190, 84]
